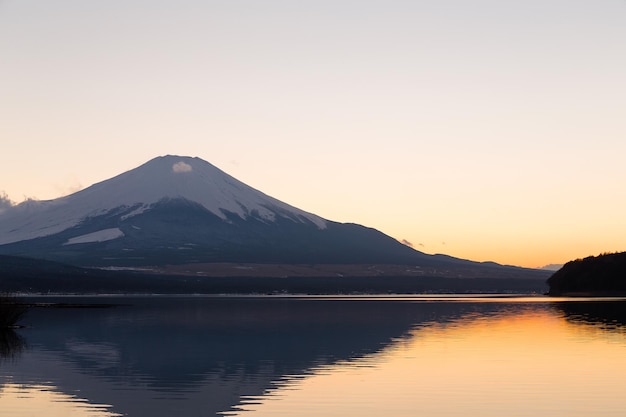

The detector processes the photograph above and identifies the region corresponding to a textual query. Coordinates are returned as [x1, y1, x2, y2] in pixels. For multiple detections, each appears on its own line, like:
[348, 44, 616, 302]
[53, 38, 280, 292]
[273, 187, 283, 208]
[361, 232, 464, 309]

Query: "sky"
[1, 0, 625, 269]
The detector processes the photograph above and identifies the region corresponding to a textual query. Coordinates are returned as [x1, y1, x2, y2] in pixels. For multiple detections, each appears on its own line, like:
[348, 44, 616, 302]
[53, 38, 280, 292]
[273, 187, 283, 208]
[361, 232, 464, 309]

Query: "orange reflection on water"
[226, 305, 626, 417]
[0, 382, 121, 417]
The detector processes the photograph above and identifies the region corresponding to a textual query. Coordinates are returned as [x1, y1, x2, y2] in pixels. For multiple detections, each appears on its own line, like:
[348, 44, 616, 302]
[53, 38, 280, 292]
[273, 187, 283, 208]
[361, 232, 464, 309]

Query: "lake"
[2, 295, 626, 416]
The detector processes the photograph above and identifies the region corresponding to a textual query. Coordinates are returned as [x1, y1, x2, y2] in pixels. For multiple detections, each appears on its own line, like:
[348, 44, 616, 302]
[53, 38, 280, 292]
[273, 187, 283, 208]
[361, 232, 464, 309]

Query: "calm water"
[2, 295, 626, 416]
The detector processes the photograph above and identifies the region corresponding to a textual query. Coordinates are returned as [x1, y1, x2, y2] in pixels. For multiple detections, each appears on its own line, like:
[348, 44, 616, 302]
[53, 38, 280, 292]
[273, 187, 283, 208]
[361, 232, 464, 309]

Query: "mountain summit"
[0, 155, 325, 246]
[1, 155, 447, 267]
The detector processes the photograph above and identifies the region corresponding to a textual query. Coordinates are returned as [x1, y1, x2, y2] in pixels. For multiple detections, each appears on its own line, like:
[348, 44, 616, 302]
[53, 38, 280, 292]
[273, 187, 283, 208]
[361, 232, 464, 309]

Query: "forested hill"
[547, 252, 626, 296]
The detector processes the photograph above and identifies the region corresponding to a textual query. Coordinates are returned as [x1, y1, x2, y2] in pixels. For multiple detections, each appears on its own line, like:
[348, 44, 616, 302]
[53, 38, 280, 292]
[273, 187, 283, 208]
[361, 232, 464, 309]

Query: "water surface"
[1, 295, 626, 416]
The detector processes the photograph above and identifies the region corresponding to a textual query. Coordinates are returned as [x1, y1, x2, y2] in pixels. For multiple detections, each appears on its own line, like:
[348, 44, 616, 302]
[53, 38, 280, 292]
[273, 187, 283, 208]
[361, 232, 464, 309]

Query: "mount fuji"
[0, 155, 464, 268]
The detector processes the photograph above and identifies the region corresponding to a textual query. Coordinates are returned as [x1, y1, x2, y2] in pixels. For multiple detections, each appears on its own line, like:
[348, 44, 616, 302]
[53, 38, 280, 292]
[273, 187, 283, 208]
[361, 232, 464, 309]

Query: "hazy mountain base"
[0, 255, 549, 294]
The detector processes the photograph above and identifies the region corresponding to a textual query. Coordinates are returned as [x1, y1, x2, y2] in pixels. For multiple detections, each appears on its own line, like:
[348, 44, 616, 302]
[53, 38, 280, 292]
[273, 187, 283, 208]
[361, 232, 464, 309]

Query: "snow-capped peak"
[0, 155, 327, 245]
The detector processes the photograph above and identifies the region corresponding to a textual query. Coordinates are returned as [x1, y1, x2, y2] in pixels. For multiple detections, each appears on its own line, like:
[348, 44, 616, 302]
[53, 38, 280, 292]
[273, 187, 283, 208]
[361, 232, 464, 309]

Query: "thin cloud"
[0, 192, 14, 213]
[401, 239, 414, 248]
[172, 161, 193, 173]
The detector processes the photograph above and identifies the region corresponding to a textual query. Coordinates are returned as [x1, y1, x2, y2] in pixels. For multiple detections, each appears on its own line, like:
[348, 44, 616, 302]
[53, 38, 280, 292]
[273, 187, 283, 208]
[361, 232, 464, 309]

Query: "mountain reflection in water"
[1, 296, 626, 417]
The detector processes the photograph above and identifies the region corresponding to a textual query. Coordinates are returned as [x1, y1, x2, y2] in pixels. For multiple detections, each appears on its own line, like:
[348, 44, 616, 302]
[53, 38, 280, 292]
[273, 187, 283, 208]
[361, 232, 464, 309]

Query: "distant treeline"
[547, 252, 626, 296]
[0, 255, 548, 295]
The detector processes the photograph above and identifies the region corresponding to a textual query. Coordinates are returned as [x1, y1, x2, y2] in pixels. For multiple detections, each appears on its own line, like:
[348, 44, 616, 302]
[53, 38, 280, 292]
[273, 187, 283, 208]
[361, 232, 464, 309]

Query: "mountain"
[0, 155, 436, 267]
[540, 264, 563, 271]
[0, 155, 544, 284]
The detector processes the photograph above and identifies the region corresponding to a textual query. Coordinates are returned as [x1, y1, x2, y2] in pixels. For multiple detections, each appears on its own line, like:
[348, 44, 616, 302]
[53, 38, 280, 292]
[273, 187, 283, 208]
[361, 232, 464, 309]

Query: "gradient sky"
[1, 1, 625, 268]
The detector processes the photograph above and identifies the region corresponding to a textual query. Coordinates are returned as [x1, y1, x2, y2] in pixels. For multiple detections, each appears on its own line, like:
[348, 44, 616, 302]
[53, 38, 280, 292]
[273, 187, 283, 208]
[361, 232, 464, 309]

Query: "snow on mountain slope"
[0, 155, 327, 245]
[64, 228, 125, 245]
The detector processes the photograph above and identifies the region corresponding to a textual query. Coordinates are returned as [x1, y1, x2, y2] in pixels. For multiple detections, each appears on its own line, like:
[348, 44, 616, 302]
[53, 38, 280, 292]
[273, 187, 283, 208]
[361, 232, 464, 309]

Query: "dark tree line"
[548, 252, 626, 296]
